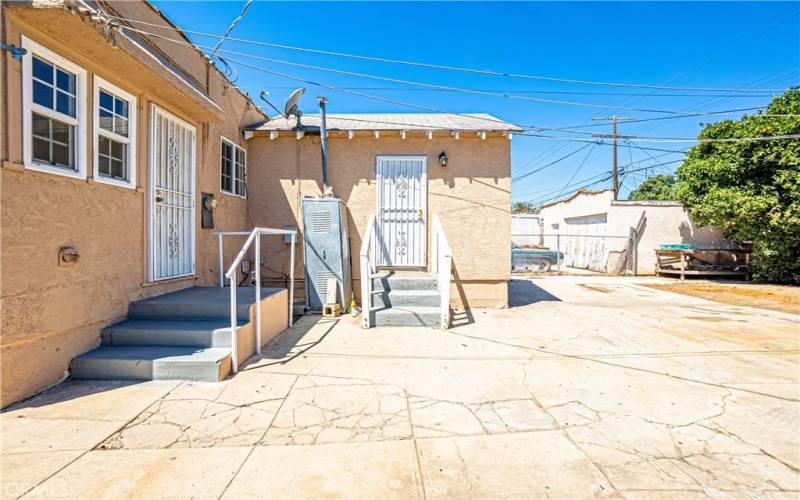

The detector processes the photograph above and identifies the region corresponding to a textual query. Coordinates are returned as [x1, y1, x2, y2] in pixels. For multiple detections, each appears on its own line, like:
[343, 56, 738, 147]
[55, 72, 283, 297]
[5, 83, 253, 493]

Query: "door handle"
[155, 190, 164, 204]
[417, 209, 424, 221]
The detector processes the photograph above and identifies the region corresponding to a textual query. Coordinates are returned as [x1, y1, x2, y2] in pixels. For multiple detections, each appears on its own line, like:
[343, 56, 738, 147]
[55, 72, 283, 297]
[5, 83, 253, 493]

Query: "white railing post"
[254, 234, 261, 354]
[288, 232, 295, 328]
[217, 234, 224, 287]
[220, 227, 298, 369]
[229, 268, 238, 373]
[360, 215, 376, 328]
[432, 215, 452, 329]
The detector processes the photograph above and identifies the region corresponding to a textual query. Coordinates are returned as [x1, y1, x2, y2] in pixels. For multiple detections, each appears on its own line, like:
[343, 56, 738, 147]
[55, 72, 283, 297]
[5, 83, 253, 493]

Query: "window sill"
[25, 161, 86, 180]
[94, 175, 137, 190]
[220, 189, 247, 200]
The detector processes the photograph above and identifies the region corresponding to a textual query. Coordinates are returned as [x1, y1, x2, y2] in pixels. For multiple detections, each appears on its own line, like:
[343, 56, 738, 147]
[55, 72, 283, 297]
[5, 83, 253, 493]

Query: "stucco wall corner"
[5, 0, 66, 10]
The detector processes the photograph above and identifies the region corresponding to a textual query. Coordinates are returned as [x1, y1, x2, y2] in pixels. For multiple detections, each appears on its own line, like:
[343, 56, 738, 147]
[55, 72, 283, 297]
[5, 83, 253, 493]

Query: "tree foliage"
[512, 201, 535, 214]
[629, 174, 677, 201]
[675, 87, 800, 282]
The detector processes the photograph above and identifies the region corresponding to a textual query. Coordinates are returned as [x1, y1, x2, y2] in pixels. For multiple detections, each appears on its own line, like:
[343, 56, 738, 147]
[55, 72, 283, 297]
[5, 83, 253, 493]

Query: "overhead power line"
[554, 144, 597, 199]
[115, 25, 799, 144]
[217, 54, 800, 144]
[210, 0, 253, 56]
[512, 144, 593, 181]
[106, 14, 789, 93]
[244, 86, 780, 98]
[122, 25, 744, 116]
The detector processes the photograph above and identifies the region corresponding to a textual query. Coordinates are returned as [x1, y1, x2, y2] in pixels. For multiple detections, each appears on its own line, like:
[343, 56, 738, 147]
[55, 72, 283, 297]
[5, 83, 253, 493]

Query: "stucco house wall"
[0, 1, 263, 406]
[245, 131, 512, 309]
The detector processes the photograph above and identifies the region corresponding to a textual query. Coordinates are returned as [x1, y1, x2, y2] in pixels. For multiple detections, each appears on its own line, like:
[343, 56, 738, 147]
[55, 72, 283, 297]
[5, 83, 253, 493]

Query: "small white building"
[511, 214, 542, 246]
[538, 189, 733, 275]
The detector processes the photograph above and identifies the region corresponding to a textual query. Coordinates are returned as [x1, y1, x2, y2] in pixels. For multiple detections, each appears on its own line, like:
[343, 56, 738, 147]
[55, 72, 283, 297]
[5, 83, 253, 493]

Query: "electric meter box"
[301, 198, 352, 312]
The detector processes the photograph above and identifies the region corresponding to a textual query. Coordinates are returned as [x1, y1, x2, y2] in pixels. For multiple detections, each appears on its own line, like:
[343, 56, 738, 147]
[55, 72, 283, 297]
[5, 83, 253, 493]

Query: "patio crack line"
[217, 374, 301, 500]
[539, 386, 799, 492]
[442, 329, 799, 403]
[12, 381, 186, 500]
[404, 389, 428, 500]
[522, 363, 622, 498]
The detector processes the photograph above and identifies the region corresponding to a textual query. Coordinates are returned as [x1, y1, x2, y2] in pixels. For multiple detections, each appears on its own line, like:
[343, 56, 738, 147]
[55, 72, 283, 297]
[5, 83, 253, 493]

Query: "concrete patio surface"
[2, 275, 798, 499]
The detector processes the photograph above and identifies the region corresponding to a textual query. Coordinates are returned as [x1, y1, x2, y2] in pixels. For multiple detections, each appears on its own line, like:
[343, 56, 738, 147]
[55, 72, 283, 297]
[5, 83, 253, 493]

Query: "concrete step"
[373, 276, 438, 292]
[101, 319, 242, 348]
[372, 306, 441, 327]
[127, 287, 279, 321]
[373, 289, 441, 309]
[70, 346, 231, 381]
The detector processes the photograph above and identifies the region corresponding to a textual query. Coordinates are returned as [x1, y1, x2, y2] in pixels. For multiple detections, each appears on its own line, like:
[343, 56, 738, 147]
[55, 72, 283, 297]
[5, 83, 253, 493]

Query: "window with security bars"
[221, 138, 246, 197]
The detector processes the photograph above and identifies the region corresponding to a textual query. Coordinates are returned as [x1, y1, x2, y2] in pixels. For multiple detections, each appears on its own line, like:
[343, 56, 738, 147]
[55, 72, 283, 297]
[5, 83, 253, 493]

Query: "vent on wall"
[316, 271, 335, 301]
[311, 211, 332, 233]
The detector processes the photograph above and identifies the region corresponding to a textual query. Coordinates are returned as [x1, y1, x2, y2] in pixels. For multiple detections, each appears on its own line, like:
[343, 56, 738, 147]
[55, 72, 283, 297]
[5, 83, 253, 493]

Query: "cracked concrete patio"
[2, 275, 798, 499]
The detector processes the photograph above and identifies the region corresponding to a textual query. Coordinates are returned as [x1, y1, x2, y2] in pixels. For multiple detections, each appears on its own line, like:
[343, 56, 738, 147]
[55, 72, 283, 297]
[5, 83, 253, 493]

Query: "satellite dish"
[259, 90, 285, 118]
[284, 87, 306, 118]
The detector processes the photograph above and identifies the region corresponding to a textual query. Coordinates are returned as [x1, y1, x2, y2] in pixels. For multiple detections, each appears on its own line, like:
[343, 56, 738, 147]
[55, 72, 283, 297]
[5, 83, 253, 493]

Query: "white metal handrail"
[214, 227, 296, 373]
[432, 214, 452, 329]
[359, 214, 377, 328]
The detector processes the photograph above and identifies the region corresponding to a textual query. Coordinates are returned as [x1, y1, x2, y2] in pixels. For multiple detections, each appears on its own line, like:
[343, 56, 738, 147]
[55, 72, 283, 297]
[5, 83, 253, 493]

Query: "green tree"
[675, 87, 800, 282]
[512, 201, 535, 214]
[629, 174, 677, 201]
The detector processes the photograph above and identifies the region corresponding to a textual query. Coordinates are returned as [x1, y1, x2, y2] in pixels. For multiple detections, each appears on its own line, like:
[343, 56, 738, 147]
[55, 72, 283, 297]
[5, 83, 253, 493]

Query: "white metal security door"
[149, 105, 196, 281]
[376, 156, 427, 267]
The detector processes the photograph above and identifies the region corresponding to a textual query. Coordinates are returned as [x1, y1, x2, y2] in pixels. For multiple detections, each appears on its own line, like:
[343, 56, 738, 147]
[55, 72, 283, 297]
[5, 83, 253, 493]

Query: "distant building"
[538, 189, 734, 274]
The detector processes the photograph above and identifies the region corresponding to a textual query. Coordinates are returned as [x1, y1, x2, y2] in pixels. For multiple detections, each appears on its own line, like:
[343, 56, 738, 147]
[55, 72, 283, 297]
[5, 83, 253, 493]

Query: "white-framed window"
[21, 36, 87, 179]
[93, 76, 137, 188]
[220, 137, 246, 197]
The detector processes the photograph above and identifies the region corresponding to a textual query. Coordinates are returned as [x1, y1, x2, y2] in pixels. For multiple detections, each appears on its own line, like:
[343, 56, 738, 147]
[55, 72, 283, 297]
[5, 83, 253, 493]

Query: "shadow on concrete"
[508, 279, 561, 308]
[448, 262, 475, 328]
[243, 315, 338, 368]
[2, 379, 143, 413]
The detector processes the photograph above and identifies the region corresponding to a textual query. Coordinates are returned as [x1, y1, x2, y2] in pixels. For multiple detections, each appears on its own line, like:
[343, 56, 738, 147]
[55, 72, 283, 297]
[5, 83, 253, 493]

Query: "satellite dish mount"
[284, 87, 306, 130]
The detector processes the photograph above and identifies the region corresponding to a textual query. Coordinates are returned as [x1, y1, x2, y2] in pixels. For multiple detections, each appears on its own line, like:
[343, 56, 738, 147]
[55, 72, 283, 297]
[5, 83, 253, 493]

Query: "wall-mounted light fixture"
[201, 193, 217, 229]
[438, 150, 448, 167]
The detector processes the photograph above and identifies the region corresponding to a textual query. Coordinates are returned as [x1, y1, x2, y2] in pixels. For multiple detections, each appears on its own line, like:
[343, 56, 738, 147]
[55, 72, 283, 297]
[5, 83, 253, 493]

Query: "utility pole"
[592, 116, 634, 200]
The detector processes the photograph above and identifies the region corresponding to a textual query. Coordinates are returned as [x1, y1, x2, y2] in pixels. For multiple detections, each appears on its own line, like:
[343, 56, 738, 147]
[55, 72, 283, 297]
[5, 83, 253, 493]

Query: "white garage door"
[564, 214, 608, 272]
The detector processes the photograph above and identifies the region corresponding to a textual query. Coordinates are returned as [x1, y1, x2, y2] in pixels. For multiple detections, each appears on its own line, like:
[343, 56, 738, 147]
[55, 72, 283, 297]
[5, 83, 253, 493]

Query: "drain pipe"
[318, 96, 330, 196]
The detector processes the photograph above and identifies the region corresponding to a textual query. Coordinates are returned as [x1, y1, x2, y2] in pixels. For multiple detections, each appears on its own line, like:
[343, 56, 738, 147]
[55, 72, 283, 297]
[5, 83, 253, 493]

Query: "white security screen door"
[149, 105, 196, 281]
[376, 156, 427, 267]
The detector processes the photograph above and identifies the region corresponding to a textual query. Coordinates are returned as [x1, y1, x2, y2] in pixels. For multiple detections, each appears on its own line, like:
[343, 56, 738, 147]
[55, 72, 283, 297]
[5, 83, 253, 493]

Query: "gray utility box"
[302, 198, 352, 312]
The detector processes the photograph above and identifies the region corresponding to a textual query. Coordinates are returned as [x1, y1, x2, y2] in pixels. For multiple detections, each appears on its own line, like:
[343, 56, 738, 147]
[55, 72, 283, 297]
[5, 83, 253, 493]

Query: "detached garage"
[538, 189, 736, 275]
[563, 213, 608, 272]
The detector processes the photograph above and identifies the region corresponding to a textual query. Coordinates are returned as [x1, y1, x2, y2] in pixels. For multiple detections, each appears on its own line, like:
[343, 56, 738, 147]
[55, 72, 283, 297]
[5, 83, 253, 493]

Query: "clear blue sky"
[151, 1, 799, 204]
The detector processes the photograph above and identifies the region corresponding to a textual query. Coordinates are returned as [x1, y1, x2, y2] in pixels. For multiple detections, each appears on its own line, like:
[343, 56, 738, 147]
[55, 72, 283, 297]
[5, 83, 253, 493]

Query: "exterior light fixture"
[438, 150, 448, 167]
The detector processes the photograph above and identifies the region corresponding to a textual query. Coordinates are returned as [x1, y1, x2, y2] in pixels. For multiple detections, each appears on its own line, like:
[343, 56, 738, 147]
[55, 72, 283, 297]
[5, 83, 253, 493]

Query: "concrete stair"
[370, 274, 442, 327]
[70, 346, 232, 381]
[70, 287, 270, 382]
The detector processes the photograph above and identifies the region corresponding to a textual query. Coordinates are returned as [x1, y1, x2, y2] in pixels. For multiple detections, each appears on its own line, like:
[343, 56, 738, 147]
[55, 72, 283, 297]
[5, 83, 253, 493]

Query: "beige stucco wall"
[0, 4, 263, 407]
[245, 131, 512, 310]
[607, 202, 734, 275]
[538, 190, 614, 232]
